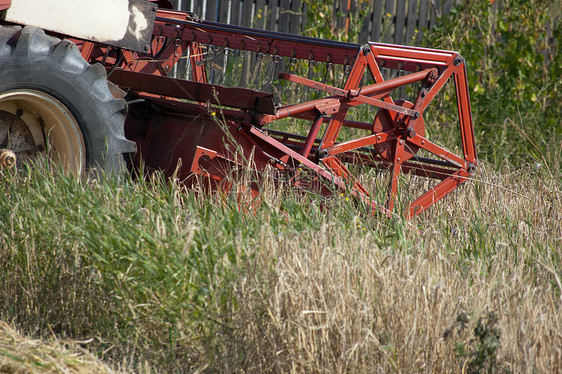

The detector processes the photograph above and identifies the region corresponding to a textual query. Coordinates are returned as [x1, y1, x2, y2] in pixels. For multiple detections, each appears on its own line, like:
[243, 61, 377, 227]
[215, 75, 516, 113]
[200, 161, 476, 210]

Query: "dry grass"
[213, 164, 561, 373]
[227, 228, 561, 372]
[0, 321, 117, 373]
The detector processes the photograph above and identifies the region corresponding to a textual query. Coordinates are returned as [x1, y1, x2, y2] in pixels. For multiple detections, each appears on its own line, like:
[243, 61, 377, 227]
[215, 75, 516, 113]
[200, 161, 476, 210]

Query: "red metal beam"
[154, 11, 359, 65]
[153, 9, 464, 72]
[110, 70, 276, 114]
[407, 169, 470, 218]
[454, 63, 477, 164]
[326, 130, 398, 156]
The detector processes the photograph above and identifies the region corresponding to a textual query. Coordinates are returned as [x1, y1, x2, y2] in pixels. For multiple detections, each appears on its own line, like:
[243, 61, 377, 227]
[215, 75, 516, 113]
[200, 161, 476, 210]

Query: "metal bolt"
[405, 128, 416, 138]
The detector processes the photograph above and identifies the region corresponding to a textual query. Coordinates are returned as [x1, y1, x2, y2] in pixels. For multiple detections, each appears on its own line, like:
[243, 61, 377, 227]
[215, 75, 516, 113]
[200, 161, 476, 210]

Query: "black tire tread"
[0, 26, 135, 173]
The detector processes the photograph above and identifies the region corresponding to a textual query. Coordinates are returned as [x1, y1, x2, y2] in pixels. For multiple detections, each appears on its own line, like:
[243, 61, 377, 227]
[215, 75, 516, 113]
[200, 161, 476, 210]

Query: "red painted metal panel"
[110, 70, 276, 114]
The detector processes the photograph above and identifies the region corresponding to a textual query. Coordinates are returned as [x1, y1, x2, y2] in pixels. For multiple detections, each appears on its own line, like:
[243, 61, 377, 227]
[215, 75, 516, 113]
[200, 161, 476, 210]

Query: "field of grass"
[0, 155, 560, 372]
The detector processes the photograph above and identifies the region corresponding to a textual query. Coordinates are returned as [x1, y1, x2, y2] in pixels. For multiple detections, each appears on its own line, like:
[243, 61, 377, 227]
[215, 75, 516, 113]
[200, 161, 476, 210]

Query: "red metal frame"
[0, 1, 11, 11]
[78, 7, 476, 219]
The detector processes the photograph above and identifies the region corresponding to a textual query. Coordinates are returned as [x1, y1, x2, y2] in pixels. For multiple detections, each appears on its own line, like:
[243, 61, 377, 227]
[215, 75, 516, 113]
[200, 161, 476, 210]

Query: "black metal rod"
[155, 17, 360, 52]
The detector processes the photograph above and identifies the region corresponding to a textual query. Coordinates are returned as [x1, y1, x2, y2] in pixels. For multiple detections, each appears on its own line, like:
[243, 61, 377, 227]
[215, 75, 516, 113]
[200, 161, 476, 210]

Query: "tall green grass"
[1, 158, 560, 371]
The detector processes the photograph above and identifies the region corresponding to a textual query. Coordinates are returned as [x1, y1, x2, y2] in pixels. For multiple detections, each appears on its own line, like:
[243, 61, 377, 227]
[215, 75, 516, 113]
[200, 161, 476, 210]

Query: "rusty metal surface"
[154, 12, 359, 66]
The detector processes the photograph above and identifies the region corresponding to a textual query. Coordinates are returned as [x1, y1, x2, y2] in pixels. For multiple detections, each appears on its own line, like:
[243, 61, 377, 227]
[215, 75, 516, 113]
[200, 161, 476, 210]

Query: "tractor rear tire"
[0, 26, 135, 175]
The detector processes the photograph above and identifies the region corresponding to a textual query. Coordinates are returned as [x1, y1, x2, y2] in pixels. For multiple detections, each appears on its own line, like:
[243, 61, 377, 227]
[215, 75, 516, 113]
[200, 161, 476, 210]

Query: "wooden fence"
[167, 0, 465, 45]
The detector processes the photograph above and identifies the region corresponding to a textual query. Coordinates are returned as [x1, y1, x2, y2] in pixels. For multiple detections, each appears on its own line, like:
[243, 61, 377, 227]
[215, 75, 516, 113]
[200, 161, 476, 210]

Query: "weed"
[454, 311, 511, 374]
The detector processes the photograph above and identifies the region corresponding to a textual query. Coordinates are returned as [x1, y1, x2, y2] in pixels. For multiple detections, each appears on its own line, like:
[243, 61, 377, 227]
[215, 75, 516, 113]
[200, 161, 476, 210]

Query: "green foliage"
[455, 311, 509, 374]
[424, 0, 561, 167]
[303, 0, 369, 42]
[468, 312, 503, 373]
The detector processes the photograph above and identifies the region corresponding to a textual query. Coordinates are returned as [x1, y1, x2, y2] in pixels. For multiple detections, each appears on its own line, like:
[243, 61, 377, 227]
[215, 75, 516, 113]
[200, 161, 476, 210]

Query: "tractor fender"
[3, 0, 156, 52]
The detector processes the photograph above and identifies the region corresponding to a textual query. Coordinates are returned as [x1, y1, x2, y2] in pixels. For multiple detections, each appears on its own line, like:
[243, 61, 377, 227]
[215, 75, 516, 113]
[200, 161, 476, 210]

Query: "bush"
[424, 0, 561, 167]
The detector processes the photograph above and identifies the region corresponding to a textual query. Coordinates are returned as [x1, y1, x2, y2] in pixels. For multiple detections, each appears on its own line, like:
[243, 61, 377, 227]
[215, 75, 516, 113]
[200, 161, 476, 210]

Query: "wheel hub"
[372, 100, 425, 162]
[0, 89, 86, 174]
[0, 110, 38, 162]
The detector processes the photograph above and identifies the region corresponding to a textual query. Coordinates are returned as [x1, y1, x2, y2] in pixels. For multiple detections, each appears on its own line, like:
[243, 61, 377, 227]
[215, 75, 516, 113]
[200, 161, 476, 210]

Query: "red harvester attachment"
[0, 2, 476, 219]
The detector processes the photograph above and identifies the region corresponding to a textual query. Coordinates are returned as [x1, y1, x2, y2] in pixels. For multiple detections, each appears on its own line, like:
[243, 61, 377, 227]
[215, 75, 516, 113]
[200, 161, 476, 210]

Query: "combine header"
[0, 0, 476, 218]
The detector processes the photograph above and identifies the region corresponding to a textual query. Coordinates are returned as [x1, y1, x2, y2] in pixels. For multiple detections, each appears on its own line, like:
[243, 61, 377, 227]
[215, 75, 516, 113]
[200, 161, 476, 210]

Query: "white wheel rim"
[0, 89, 86, 175]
